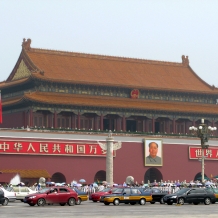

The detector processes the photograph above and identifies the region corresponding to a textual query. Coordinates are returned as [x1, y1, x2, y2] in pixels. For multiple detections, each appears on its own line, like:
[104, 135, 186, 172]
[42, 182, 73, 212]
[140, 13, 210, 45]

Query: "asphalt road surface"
[1, 200, 218, 218]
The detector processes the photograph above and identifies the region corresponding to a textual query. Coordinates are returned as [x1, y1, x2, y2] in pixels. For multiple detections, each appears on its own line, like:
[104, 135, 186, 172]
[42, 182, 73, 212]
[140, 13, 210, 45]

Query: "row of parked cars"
[90, 186, 218, 206]
[0, 186, 218, 207]
[0, 186, 88, 206]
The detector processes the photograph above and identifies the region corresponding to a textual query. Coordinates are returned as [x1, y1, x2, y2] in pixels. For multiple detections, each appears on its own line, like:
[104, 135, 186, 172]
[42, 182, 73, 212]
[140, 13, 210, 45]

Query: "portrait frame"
[144, 138, 163, 166]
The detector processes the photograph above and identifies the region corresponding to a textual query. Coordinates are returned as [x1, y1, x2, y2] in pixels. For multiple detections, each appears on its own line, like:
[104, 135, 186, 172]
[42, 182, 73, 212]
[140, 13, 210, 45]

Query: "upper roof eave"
[32, 74, 218, 95]
[15, 91, 218, 115]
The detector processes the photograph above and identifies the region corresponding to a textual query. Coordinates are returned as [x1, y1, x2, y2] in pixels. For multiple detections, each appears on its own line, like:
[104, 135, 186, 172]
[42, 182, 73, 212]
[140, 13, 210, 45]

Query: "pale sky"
[1, 0, 218, 86]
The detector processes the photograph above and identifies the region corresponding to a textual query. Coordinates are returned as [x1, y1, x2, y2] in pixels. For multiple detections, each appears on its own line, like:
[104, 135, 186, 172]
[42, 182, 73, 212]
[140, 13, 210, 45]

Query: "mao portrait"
[144, 139, 163, 166]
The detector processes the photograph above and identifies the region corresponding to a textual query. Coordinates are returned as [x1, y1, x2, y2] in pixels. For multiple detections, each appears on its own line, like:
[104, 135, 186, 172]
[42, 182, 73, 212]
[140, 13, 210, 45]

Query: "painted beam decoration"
[189, 146, 218, 160]
[0, 138, 115, 157]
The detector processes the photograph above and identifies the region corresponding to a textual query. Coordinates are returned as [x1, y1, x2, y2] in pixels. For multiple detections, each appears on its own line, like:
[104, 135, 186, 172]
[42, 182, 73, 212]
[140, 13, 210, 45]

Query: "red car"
[90, 188, 118, 202]
[24, 186, 78, 206]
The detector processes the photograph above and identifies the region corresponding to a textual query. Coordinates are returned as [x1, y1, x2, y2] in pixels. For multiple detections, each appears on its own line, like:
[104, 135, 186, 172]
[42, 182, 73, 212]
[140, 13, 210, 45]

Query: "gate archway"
[94, 170, 106, 183]
[51, 172, 66, 183]
[144, 168, 163, 183]
[194, 172, 208, 181]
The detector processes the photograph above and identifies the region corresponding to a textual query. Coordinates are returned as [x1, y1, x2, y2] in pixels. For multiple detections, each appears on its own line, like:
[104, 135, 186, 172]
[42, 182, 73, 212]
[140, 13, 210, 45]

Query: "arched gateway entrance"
[194, 172, 209, 181]
[51, 172, 66, 183]
[144, 168, 163, 183]
[94, 170, 106, 183]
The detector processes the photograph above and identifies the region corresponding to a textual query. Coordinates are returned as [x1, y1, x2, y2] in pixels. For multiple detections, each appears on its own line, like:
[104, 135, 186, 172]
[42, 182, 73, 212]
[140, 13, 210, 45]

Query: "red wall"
[0, 141, 217, 184]
[0, 112, 25, 128]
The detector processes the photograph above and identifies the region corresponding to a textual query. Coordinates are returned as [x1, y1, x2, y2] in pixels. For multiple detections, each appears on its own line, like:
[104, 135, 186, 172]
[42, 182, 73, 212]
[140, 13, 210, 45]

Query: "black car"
[0, 189, 5, 205]
[163, 188, 216, 205]
[142, 188, 168, 204]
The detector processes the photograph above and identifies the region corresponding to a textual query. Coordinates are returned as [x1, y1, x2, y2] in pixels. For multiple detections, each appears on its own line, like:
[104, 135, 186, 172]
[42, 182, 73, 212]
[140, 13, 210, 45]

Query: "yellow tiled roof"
[2, 91, 217, 115]
[0, 169, 51, 178]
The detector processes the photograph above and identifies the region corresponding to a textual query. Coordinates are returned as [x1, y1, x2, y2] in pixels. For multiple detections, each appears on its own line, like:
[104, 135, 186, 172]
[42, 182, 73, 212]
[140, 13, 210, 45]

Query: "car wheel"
[68, 197, 76, 206]
[59, 203, 66, 206]
[93, 200, 97, 202]
[150, 201, 155, 204]
[37, 198, 46, 206]
[139, 198, 146, 205]
[76, 198, 81, 205]
[160, 197, 164, 204]
[113, 199, 120, 206]
[178, 198, 184, 205]
[28, 203, 35, 206]
[20, 200, 24, 202]
[104, 202, 110, 205]
[193, 202, 199, 205]
[3, 198, 9, 206]
[167, 202, 173, 205]
[204, 198, 211, 205]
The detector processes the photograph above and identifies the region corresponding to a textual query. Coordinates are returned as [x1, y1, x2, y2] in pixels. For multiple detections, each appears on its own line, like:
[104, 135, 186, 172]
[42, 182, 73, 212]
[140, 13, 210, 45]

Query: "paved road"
[1, 200, 218, 218]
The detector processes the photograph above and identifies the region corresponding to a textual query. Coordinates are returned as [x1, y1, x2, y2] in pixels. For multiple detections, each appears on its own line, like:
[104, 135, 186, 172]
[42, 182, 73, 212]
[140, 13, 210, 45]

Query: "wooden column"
[53, 111, 57, 128]
[173, 118, 176, 133]
[192, 119, 195, 127]
[77, 112, 81, 129]
[109, 119, 112, 130]
[152, 117, 155, 133]
[116, 117, 121, 131]
[48, 114, 52, 128]
[165, 119, 170, 134]
[100, 114, 104, 131]
[94, 116, 98, 130]
[24, 111, 27, 128]
[71, 114, 76, 129]
[212, 120, 215, 127]
[28, 109, 33, 127]
[144, 119, 148, 132]
[122, 115, 126, 132]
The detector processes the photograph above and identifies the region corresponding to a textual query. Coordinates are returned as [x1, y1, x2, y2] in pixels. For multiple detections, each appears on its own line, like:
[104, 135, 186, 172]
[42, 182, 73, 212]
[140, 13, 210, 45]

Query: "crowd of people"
[1, 178, 217, 195]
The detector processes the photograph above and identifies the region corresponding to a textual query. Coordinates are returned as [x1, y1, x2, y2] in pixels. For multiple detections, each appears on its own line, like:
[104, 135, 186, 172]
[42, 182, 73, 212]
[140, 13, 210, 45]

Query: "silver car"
[0, 187, 16, 205]
[7, 186, 36, 202]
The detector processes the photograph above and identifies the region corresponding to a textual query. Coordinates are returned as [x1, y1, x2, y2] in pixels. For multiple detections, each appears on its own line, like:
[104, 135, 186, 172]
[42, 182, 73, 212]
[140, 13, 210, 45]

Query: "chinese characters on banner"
[0, 140, 115, 157]
[189, 147, 218, 160]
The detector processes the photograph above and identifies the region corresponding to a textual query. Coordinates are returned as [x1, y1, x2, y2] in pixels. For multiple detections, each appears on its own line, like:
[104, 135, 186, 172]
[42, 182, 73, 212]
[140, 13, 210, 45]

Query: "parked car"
[0, 187, 16, 205]
[71, 188, 88, 205]
[90, 188, 117, 202]
[163, 188, 216, 205]
[0, 189, 5, 205]
[24, 186, 78, 206]
[205, 187, 218, 202]
[100, 188, 152, 206]
[7, 186, 36, 201]
[142, 188, 167, 204]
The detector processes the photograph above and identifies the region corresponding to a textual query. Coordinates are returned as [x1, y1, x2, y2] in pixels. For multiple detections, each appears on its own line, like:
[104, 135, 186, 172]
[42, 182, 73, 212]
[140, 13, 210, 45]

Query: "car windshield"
[174, 188, 189, 195]
[101, 188, 111, 192]
[113, 188, 123, 194]
[207, 188, 218, 194]
[6, 187, 13, 192]
[38, 188, 51, 193]
[112, 189, 118, 193]
[71, 188, 79, 193]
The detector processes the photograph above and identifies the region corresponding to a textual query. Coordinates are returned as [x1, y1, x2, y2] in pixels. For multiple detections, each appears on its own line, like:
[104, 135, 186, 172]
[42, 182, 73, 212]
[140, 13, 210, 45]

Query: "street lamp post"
[189, 119, 217, 183]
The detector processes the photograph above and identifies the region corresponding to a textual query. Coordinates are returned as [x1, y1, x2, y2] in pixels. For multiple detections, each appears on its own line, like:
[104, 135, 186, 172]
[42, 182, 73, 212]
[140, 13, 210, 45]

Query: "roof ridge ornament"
[22, 38, 31, 50]
[182, 55, 189, 66]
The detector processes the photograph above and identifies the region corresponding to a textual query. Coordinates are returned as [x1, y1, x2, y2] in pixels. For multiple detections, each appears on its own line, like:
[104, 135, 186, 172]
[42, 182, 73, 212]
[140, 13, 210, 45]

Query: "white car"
[0, 187, 16, 205]
[7, 186, 36, 201]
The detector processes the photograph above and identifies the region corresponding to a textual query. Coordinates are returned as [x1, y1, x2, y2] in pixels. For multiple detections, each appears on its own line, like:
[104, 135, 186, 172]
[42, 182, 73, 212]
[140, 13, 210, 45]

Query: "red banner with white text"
[189, 146, 218, 160]
[0, 139, 115, 157]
